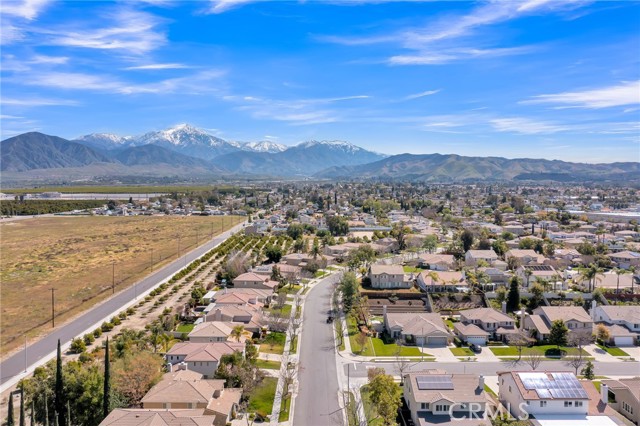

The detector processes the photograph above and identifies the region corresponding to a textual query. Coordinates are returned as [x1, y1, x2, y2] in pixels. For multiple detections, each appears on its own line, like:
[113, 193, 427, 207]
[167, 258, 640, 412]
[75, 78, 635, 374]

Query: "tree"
[391, 221, 411, 251]
[368, 373, 402, 426]
[7, 391, 14, 426]
[422, 234, 438, 253]
[524, 349, 543, 370]
[264, 245, 282, 263]
[595, 324, 611, 344]
[231, 325, 245, 342]
[581, 360, 595, 380]
[286, 223, 304, 240]
[55, 340, 65, 426]
[507, 332, 531, 362]
[113, 352, 163, 406]
[549, 320, 568, 349]
[310, 242, 321, 259]
[20, 390, 25, 426]
[614, 268, 629, 294]
[327, 215, 349, 236]
[460, 229, 474, 252]
[394, 344, 412, 384]
[566, 349, 586, 375]
[506, 276, 521, 313]
[103, 338, 110, 420]
[69, 338, 86, 354]
[339, 272, 359, 313]
[355, 332, 368, 354]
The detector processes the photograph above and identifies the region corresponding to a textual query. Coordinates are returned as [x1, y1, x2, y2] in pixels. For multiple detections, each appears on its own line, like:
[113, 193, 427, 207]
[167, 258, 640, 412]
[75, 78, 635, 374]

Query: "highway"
[294, 273, 345, 426]
[0, 221, 246, 391]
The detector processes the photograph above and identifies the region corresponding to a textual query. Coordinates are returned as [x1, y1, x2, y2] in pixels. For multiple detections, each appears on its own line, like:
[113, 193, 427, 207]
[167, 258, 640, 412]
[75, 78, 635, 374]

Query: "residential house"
[416, 271, 467, 293]
[202, 305, 263, 334]
[498, 371, 589, 419]
[505, 249, 544, 266]
[99, 409, 216, 426]
[384, 311, 451, 346]
[592, 305, 640, 346]
[524, 306, 593, 342]
[609, 251, 640, 270]
[453, 323, 490, 347]
[465, 250, 499, 267]
[166, 342, 244, 378]
[188, 322, 249, 343]
[516, 265, 559, 288]
[601, 378, 640, 425]
[209, 288, 273, 305]
[368, 264, 412, 289]
[232, 272, 278, 291]
[141, 371, 241, 426]
[458, 308, 517, 343]
[403, 370, 491, 426]
[417, 253, 456, 271]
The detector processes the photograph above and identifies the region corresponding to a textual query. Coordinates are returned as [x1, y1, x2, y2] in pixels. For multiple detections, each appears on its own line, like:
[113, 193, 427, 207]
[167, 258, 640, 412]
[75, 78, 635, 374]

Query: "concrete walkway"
[584, 344, 623, 363]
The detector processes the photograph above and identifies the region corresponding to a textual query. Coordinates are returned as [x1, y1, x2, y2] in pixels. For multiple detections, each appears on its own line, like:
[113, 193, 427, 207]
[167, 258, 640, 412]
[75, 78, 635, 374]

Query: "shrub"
[111, 316, 122, 326]
[70, 338, 86, 354]
[101, 322, 114, 332]
[93, 328, 103, 338]
[83, 334, 95, 345]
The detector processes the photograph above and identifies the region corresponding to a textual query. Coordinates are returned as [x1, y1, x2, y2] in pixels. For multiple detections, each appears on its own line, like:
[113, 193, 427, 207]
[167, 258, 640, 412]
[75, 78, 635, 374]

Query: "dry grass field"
[0, 215, 244, 356]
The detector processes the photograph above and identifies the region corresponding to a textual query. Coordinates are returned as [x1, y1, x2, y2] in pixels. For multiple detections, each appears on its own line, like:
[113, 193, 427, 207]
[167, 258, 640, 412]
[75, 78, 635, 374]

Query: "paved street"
[294, 273, 344, 426]
[0, 221, 246, 391]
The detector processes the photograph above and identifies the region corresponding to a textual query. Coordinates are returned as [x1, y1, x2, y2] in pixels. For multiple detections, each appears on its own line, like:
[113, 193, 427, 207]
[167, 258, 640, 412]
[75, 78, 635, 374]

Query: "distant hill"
[114, 144, 218, 170]
[1, 132, 114, 172]
[314, 153, 640, 183]
[216, 140, 386, 176]
[73, 133, 135, 151]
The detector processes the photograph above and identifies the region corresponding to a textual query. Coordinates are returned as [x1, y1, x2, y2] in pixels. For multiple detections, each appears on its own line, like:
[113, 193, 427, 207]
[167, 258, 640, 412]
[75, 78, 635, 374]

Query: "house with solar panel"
[403, 370, 492, 426]
[498, 371, 590, 418]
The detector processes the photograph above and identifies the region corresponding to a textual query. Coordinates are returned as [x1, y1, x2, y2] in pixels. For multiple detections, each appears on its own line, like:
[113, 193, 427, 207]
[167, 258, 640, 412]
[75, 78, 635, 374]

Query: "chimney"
[520, 311, 526, 331]
[501, 301, 507, 314]
[383, 305, 387, 317]
[166, 362, 173, 372]
[591, 299, 597, 320]
[178, 362, 188, 371]
[479, 375, 485, 390]
[600, 383, 608, 404]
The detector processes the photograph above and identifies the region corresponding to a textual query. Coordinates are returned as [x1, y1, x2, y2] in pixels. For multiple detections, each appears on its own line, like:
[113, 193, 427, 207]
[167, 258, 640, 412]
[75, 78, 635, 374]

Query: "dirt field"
[0, 215, 244, 355]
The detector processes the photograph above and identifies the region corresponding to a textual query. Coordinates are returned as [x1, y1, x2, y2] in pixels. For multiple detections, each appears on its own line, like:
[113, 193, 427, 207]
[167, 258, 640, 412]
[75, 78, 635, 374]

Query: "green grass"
[490, 345, 589, 358]
[259, 332, 286, 355]
[451, 347, 475, 356]
[347, 316, 374, 356]
[593, 381, 602, 393]
[444, 319, 455, 330]
[295, 305, 301, 319]
[403, 266, 424, 273]
[314, 270, 328, 278]
[280, 285, 302, 295]
[255, 359, 281, 370]
[279, 392, 292, 422]
[290, 335, 298, 354]
[248, 377, 278, 419]
[175, 323, 195, 333]
[346, 392, 358, 426]
[269, 303, 292, 317]
[336, 320, 346, 351]
[484, 384, 497, 398]
[597, 344, 629, 357]
[360, 385, 384, 426]
[370, 338, 426, 357]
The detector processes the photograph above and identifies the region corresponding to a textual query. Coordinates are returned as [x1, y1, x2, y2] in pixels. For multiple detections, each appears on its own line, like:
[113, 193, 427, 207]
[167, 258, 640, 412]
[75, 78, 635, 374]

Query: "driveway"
[426, 346, 459, 362]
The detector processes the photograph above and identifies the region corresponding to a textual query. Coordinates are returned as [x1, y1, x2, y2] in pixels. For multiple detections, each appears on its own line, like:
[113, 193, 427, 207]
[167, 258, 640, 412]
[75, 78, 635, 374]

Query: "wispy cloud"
[43, 8, 166, 54]
[523, 80, 640, 109]
[404, 89, 440, 100]
[2, 0, 50, 20]
[1, 97, 80, 107]
[207, 0, 257, 14]
[124, 63, 191, 70]
[490, 117, 571, 134]
[390, 45, 536, 65]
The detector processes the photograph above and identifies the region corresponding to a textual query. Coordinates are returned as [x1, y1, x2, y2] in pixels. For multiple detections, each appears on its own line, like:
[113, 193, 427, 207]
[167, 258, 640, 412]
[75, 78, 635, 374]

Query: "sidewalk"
[584, 343, 623, 363]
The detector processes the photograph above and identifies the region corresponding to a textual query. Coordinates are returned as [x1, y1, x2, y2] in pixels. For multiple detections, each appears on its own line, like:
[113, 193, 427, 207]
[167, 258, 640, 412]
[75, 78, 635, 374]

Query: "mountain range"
[1, 124, 638, 184]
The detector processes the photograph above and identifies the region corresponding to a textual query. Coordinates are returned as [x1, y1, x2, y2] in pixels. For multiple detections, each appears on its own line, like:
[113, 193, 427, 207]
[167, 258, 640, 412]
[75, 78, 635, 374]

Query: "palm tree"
[310, 242, 321, 259]
[524, 268, 533, 288]
[614, 268, 629, 295]
[159, 333, 173, 353]
[231, 325, 245, 342]
[578, 263, 602, 293]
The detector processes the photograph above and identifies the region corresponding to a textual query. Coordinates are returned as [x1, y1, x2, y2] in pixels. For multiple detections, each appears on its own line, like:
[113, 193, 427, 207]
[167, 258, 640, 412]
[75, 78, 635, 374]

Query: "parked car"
[326, 315, 334, 323]
[470, 343, 482, 353]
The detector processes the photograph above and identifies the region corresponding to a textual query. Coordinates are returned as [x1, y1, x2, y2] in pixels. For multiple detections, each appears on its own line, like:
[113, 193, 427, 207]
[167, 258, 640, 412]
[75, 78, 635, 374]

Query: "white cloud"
[490, 117, 571, 134]
[404, 89, 440, 100]
[44, 8, 166, 54]
[207, 0, 257, 14]
[2, 0, 50, 20]
[1, 97, 79, 107]
[124, 63, 191, 70]
[390, 46, 536, 65]
[523, 80, 640, 109]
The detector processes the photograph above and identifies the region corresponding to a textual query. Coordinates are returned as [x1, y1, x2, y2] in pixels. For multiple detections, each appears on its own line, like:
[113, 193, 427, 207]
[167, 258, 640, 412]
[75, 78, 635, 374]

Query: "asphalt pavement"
[294, 273, 345, 426]
[0, 221, 245, 391]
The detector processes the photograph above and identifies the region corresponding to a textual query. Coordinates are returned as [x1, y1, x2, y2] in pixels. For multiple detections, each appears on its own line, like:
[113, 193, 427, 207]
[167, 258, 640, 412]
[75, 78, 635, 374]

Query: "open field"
[0, 215, 244, 356]
[1, 185, 241, 194]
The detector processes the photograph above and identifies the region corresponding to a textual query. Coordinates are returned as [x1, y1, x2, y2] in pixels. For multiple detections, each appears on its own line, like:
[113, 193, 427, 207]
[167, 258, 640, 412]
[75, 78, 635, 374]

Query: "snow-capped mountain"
[241, 140, 287, 153]
[73, 133, 135, 151]
[136, 124, 241, 160]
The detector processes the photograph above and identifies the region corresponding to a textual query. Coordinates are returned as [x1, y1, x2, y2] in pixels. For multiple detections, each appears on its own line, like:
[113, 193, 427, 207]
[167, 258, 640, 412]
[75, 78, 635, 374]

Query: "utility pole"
[111, 261, 115, 294]
[150, 248, 154, 271]
[51, 288, 55, 328]
[24, 336, 27, 373]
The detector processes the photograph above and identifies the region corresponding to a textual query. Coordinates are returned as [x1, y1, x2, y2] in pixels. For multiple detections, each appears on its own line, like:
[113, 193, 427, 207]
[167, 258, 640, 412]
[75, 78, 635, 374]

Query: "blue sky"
[1, 0, 639, 162]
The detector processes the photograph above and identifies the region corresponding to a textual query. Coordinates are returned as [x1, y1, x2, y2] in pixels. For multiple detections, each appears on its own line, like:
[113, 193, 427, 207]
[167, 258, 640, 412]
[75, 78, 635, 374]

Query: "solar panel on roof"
[416, 375, 454, 390]
[517, 372, 588, 399]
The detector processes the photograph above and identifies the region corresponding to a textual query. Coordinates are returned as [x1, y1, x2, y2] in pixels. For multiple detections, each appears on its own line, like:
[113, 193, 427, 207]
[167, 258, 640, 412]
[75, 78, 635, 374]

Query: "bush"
[70, 338, 86, 354]
[93, 328, 103, 338]
[126, 307, 136, 316]
[111, 316, 122, 326]
[118, 311, 127, 320]
[101, 322, 114, 332]
[83, 334, 95, 346]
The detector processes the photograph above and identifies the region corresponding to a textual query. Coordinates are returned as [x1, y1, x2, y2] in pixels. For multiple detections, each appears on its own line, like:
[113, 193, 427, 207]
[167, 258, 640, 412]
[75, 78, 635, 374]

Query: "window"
[421, 403, 429, 410]
[435, 404, 449, 412]
[564, 401, 572, 407]
[509, 386, 512, 393]
[540, 401, 547, 407]
[623, 402, 634, 414]
[575, 401, 583, 407]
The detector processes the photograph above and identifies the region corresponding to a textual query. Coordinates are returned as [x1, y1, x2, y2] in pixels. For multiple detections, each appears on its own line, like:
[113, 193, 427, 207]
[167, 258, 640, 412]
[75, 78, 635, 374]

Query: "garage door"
[467, 336, 487, 346]
[614, 336, 634, 347]
[426, 336, 448, 347]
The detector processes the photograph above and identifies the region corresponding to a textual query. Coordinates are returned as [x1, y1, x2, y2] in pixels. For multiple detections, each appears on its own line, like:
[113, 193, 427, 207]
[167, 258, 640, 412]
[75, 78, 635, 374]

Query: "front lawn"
[259, 331, 286, 355]
[279, 285, 302, 295]
[248, 377, 278, 420]
[597, 344, 629, 357]
[370, 338, 425, 357]
[347, 316, 374, 356]
[490, 345, 589, 358]
[450, 347, 475, 356]
[255, 359, 281, 370]
[360, 385, 384, 426]
[175, 323, 195, 333]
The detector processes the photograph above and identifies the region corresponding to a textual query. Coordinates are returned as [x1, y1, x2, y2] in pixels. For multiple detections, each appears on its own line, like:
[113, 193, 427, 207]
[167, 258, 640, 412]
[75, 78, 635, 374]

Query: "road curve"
[294, 273, 344, 426]
[0, 221, 245, 390]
